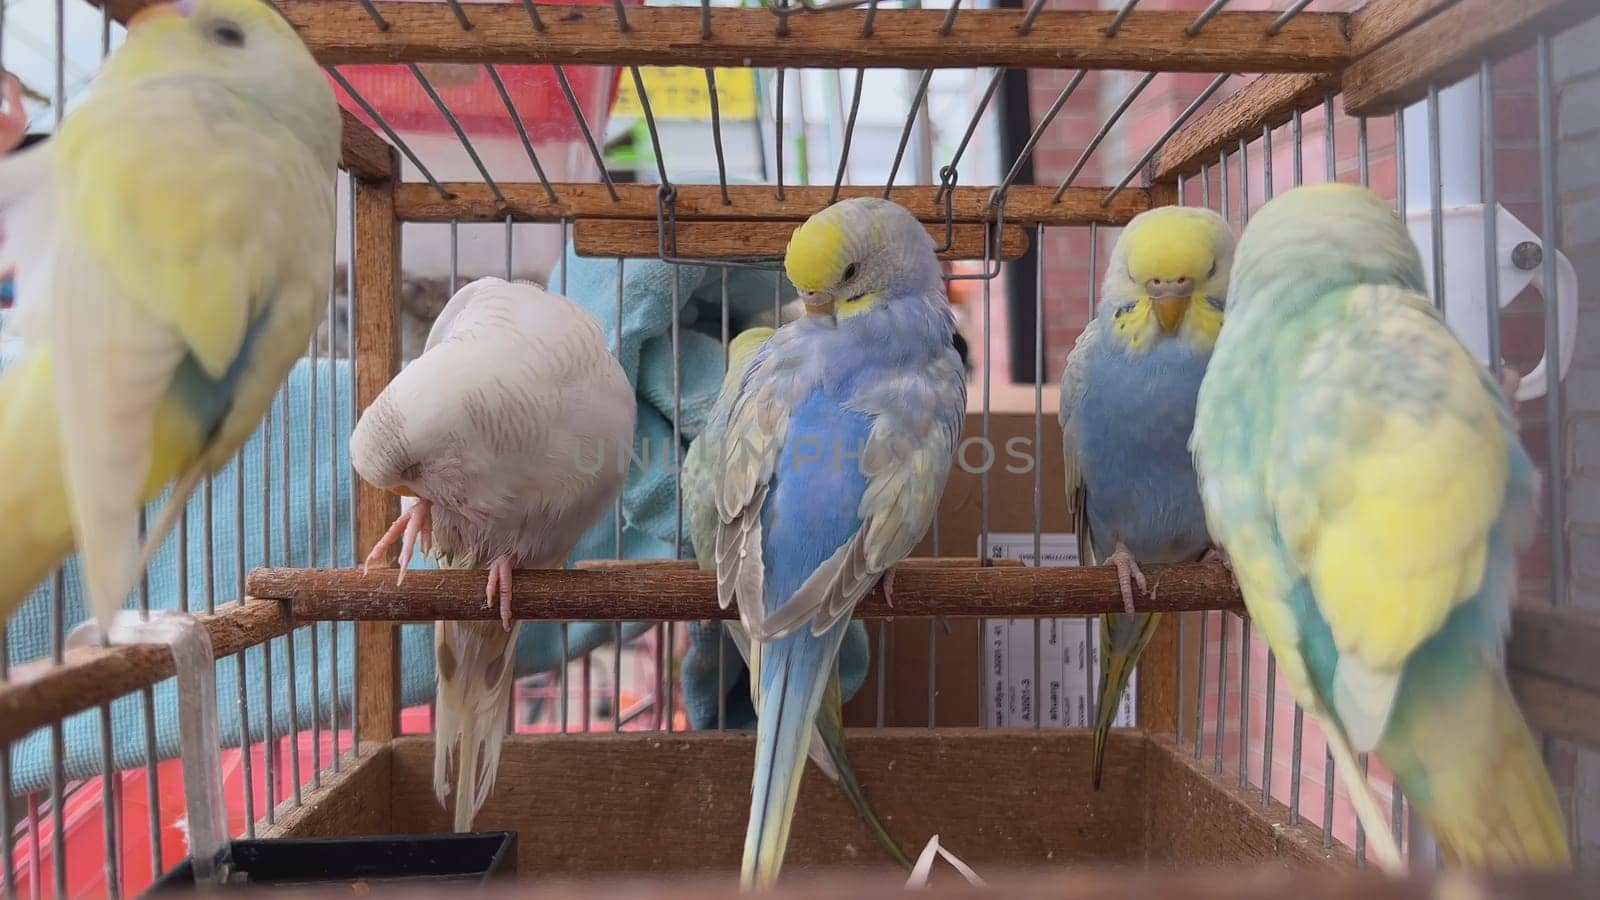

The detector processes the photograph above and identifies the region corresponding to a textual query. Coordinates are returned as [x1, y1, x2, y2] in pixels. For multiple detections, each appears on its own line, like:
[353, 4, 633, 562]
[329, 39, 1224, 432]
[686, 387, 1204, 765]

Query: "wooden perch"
[394, 184, 1154, 227]
[1343, 0, 1593, 115]
[0, 600, 292, 745]
[573, 219, 1030, 262]
[1150, 74, 1341, 183]
[248, 558, 1244, 623]
[259, 4, 1349, 73]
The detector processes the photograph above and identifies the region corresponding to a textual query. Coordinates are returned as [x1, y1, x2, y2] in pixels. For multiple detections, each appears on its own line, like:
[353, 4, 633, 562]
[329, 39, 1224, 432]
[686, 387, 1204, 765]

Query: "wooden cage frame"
[5, 0, 1600, 894]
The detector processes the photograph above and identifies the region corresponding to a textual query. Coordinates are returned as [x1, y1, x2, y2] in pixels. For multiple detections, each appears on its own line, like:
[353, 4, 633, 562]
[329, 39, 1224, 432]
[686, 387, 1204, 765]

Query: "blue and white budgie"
[712, 198, 966, 888]
[350, 277, 636, 831]
[683, 326, 910, 871]
[1057, 206, 1234, 789]
[1191, 183, 1569, 871]
[0, 0, 340, 630]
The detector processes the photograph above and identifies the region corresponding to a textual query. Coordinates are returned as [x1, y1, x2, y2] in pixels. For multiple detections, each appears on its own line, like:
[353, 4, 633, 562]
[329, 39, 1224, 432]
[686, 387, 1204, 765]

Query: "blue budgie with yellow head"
[712, 198, 965, 888]
[683, 327, 909, 870]
[1191, 183, 1569, 871]
[0, 0, 339, 630]
[1059, 206, 1233, 789]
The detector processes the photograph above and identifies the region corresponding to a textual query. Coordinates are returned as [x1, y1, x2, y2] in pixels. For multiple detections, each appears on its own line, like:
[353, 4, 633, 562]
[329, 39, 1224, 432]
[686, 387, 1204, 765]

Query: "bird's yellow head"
[1102, 205, 1234, 353]
[783, 198, 941, 322]
[98, 0, 339, 165]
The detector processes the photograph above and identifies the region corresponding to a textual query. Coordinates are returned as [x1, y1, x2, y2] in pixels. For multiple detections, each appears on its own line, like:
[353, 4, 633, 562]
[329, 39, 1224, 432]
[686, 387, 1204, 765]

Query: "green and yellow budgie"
[1058, 205, 1233, 790]
[0, 0, 340, 630]
[1191, 183, 1569, 871]
[681, 326, 911, 871]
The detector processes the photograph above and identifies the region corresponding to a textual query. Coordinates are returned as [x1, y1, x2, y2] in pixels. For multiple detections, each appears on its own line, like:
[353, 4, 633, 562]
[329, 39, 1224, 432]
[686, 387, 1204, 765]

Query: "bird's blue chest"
[1075, 340, 1210, 562]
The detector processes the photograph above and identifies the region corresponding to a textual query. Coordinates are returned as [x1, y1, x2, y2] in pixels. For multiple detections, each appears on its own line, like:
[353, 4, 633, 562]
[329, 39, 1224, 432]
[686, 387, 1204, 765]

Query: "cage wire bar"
[4, 0, 1600, 892]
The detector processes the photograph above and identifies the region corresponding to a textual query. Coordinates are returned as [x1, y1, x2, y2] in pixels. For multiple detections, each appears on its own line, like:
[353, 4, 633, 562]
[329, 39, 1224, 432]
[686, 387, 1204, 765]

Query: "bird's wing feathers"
[714, 344, 796, 618]
[1058, 317, 1103, 563]
[1269, 284, 1513, 749]
[754, 365, 965, 641]
[55, 84, 331, 377]
[39, 83, 334, 624]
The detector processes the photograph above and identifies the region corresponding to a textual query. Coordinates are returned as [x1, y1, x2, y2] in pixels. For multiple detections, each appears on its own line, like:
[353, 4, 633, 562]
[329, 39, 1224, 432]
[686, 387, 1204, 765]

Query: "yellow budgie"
[0, 0, 340, 629]
[1192, 184, 1569, 870]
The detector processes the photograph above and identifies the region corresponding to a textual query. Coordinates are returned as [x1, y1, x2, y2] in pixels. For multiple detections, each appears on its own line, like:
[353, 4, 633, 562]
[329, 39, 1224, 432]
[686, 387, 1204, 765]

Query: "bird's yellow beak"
[1152, 295, 1187, 333]
[391, 486, 416, 498]
[801, 291, 835, 318]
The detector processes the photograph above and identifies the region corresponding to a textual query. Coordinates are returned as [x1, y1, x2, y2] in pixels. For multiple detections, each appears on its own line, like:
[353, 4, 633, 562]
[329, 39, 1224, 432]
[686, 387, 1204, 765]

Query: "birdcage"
[2, 0, 1599, 896]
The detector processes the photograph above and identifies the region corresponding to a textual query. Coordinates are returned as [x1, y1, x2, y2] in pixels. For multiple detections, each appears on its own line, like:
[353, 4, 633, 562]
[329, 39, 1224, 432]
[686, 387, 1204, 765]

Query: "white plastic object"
[68, 611, 231, 884]
[1406, 203, 1579, 402]
[905, 834, 987, 889]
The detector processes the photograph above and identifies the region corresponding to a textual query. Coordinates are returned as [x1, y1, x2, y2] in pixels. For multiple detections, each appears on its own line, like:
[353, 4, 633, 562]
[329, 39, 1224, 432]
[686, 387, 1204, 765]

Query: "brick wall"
[1553, 12, 1600, 863]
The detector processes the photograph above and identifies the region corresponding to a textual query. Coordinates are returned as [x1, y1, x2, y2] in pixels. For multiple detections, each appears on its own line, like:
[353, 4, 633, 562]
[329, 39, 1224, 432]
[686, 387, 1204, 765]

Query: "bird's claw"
[485, 556, 515, 632]
[1106, 542, 1147, 617]
[881, 566, 897, 608]
[1202, 546, 1233, 573]
[361, 501, 434, 585]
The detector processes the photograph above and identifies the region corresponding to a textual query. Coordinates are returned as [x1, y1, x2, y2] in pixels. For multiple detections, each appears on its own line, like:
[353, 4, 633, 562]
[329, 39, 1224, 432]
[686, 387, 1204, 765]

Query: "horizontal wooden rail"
[393, 184, 1155, 227]
[1508, 603, 1600, 748]
[573, 219, 1030, 261]
[1507, 603, 1600, 694]
[248, 557, 1243, 623]
[1343, 0, 1594, 115]
[1348, 0, 1462, 59]
[220, 3, 1349, 72]
[1150, 74, 1341, 183]
[0, 600, 292, 745]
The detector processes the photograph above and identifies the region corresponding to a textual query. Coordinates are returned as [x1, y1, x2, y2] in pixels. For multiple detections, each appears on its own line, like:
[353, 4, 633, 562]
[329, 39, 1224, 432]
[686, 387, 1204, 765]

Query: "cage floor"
[276, 730, 1353, 880]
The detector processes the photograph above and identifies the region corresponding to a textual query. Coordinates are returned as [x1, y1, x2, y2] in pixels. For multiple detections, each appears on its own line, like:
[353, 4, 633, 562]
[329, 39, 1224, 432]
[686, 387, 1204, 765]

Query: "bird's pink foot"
[362, 500, 433, 584]
[1202, 546, 1232, 573]
[485, 556, 515, 632]
[1106, 541, 1147, 617]
[881, 566, 898, 608]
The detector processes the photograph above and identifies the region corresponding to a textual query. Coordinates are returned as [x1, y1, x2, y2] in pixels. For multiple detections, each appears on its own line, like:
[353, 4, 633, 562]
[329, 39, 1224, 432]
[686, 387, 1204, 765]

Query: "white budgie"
[350, 277, 636, 832]
[0, 0, 340, 629]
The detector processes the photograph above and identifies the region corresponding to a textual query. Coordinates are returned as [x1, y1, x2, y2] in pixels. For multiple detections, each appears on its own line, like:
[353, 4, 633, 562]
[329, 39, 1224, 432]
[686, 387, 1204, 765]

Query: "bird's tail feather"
[0, 353, 75, 618]
[731, 621, 906, 866]
[433, 619, 521, 832]
[815, 675, 912, 870]
[742, 624, 850, 890]
[1382, 664, 1569, 870]
[1091, 612, 1160, 790]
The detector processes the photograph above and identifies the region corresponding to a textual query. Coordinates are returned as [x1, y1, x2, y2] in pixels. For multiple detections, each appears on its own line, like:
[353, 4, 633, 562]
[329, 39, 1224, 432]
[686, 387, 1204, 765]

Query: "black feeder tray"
[144, 832, 517, 893]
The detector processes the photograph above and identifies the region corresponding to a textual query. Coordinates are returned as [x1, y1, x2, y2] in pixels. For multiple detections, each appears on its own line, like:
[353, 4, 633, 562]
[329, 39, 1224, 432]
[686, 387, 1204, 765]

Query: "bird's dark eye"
[842, 263, 859, 282]
[209, 21, 246, 48]
[1114, 302, 1136, 318]
[1207, 261, 1218, 279]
